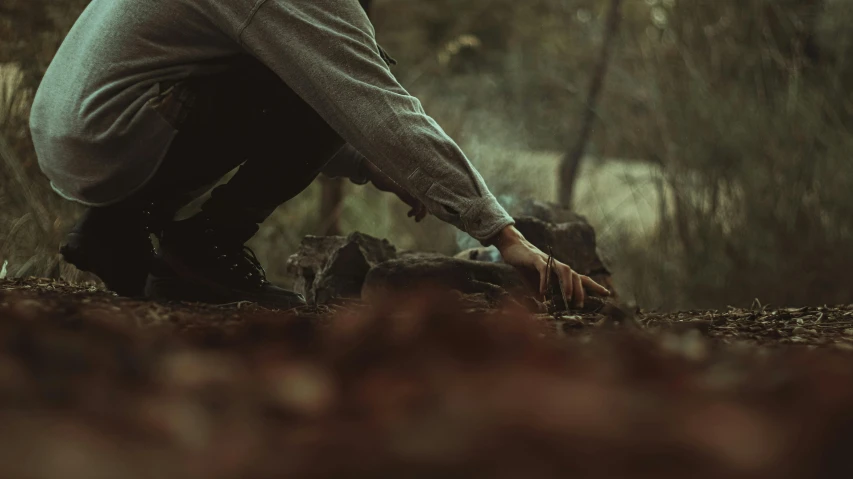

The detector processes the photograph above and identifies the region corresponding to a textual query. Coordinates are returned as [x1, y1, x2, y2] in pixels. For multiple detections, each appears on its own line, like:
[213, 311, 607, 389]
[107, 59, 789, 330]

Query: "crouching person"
[29, 0, 609, 309]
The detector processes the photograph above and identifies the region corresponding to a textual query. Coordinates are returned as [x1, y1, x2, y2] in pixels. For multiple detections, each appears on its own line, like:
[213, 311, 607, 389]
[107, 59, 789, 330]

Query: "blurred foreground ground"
[2, 278, 853, 478]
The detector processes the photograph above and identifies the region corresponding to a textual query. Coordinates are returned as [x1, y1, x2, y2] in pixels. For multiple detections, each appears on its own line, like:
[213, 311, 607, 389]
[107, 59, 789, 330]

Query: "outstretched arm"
[489, 225, 610, 308]
[239, 0, 609, 304]
[321, 144, 428, 222]
[238, 0, 512, 241]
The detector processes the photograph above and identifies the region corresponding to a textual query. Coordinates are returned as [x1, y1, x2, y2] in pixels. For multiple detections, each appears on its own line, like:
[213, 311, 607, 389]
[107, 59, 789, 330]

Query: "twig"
[544, 246, 553, 299]
[547, 245, 570, 314]
[814, 323, 853, 329]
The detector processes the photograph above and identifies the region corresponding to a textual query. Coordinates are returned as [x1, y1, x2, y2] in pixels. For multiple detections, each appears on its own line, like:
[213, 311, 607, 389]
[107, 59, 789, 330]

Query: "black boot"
[60, 203, 161, 297]
[145, 214, 306, 310]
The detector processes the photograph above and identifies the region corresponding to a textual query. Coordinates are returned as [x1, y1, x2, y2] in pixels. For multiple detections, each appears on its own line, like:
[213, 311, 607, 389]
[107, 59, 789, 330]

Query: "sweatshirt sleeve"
[237, 0, 514, 242]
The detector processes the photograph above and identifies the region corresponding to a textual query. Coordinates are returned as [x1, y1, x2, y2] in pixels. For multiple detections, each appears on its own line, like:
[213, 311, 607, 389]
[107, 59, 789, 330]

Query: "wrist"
[489, 225, 524, 251]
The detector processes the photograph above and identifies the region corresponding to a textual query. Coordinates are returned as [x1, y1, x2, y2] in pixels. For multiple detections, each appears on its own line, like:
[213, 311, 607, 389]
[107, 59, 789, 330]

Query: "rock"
[455, 199, 614, 294]
[286, 199, 616, 306]
[506, 199, 587, 225]
[507, 200, 604, 271]
[362, 256, 533, 305]
[513, 216, 607, 277]
[454, 246, 502, 263]
[397, 250, 448, 260]
[285, 236, 348, 298]
[286, 233, 396, 304]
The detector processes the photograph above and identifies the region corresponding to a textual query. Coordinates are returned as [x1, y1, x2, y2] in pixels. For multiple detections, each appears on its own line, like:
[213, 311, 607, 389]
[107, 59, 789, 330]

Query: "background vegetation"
[2, 0, 852, 311]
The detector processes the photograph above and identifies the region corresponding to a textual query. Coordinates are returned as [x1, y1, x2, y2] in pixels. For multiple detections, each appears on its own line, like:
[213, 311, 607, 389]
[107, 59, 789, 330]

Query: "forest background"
[1, 0, 851, 311]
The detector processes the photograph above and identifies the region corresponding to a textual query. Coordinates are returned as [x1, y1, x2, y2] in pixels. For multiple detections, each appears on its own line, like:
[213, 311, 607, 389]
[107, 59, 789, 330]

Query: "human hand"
[364, 161, 428, 222]
[490, 225, 610, 308]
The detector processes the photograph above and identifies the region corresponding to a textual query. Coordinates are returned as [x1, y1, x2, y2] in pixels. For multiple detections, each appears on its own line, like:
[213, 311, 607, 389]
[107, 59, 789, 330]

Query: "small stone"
[843, 329, 853, 336]
[792, 327, 808, 336]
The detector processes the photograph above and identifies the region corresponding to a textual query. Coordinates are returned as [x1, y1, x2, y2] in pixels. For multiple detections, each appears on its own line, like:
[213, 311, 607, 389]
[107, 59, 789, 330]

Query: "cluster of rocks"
[285, 200, 613, 308]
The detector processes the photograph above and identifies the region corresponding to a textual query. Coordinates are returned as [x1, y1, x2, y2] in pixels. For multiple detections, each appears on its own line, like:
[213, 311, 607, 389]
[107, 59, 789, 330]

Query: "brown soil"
[2, 278, 853, 478]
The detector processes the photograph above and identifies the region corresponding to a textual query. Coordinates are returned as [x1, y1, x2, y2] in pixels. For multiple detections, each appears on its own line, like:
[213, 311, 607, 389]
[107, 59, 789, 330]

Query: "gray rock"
[362, 255, 533, 304]
[287, 199, 615, 306]
[506, 199, 588, 225]
[507, 199, 612, 281]
[285, 235, 348, 298]
[514, 216, 609, 277]
[286, 232, 396, 304]
[453, 215, 608, 277]
[456, 201, 613, 292]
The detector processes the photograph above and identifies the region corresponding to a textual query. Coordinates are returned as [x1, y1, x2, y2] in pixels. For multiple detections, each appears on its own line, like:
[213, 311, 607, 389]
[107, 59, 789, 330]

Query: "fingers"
[581, 275, 611, 297]
[415, 204, 427, 222]
[552, 263, 605, 308]
[555, 264, 585, 308]
[508, 246, 610, 308]
[556, 264, 574, 306]
[407, 204, 428, 222]
[536, 259, 548, 296]
[572, 271, 584, 308]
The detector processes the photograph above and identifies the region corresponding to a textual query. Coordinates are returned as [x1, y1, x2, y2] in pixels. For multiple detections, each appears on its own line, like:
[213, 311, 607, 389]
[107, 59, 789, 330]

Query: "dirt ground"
[2, 278, 853, 479]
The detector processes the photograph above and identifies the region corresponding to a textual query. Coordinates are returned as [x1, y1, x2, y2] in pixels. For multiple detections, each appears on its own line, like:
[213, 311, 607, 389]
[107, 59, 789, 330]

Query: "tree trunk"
[316, 0, 375, 235]
[558, 0, 623, 207]
[318, 176, 345, 236]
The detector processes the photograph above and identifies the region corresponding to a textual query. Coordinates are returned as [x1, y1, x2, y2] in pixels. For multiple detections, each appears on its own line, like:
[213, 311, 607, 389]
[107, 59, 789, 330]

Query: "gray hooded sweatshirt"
[29, 0, 514, 242]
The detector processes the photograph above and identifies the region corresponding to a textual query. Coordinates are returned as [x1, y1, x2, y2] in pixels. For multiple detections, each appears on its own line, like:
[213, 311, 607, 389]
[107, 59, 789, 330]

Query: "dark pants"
[110, 55, 346, 241]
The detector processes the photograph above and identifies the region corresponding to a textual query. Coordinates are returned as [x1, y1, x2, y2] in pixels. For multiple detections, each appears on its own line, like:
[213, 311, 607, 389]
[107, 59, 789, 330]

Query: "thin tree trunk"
[318, 175, 345, 236]
[317, 0, 374, 235]
[558, 0, 624, 207]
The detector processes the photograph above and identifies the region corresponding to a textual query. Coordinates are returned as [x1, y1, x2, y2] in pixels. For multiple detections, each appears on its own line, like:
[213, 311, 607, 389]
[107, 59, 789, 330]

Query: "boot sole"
[146, 255, 305, 310]
[61, 233, 149, 298]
